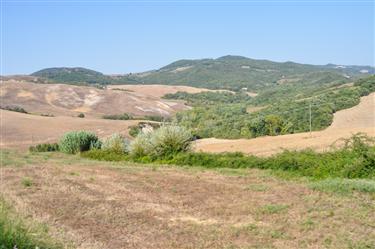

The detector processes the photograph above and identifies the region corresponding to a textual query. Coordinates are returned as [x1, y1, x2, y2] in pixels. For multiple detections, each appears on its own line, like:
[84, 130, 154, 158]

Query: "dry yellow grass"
[0, 110, 142, 149]
[0, 81, 188, 118]
[1, 151, 374, 249]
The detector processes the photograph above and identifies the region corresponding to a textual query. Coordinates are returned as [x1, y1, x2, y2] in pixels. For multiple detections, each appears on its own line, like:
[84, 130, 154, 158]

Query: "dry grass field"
[0, 110, 142, 149]
[195, 93, 375, 156]
[0, 81, 189, 118]
[1, 150, 374, 249]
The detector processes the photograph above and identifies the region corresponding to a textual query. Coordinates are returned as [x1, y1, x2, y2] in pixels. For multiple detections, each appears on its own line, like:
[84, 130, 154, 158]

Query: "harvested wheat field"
[1, 151, 374, 249]
[195, 93, 375, 156]
[0, 110, 143, 149]
[0, 81, 188, 118]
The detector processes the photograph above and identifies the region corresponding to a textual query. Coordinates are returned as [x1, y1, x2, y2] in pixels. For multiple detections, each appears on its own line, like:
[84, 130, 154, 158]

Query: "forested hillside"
[30, 56, 374, 91]
[125, 55, 374, 91]
[165, 75, 375, 139]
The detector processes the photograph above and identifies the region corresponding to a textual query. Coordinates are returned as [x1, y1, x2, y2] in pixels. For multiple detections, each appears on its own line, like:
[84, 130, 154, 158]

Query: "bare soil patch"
[1, 151, 374, 249]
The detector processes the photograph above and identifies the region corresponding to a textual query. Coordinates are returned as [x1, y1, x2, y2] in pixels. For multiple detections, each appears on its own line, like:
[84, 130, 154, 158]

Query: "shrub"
[103, 113, 133, 120]
[129, 125, 141, 137]
[128, 132, 154, 157]
[128, 125, 192, 158]
[29, 143, 59, 152]
[90, 140, 102, 150]
[150, 125, 192, 157]
[59, 131, 99, 154]
[40, 113, 54, 117]
[101, 133, 129, 153]
[0, 105, 28, 114]
[77, 113, 85, 118]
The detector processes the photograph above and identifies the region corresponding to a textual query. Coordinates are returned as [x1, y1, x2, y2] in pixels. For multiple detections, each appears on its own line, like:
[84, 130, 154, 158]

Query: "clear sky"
[1, 0, 374, 75]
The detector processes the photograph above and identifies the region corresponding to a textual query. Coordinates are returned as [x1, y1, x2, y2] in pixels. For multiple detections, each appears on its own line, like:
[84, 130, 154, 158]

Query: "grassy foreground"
[1, 149, 375, 248]
[0, 197, 64, 249]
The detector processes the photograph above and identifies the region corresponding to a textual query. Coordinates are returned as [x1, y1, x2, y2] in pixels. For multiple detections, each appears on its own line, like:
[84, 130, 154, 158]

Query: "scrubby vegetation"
[101, 133, 129, 153]
[29, 143, 59, 152]
[0, 105, 28, 114]
[128, 125, 192, 158]
[77, 113, 85, 118]
[164, 91, 252, 106]
[79, 128, 374, 181]
[0, 198, 63, 249]
[102, 113, 133, 120]
[171, 75, 375, 138]
[59, 131, 100, 154]
[124, 56, 373, 91]
[129, 125, 141, 137]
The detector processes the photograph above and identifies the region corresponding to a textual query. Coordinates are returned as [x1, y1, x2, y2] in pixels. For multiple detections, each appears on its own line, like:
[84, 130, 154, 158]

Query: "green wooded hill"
[124, 55, 374, 91]
[31, 67, 113, 85]
[30, 56, 374, 91]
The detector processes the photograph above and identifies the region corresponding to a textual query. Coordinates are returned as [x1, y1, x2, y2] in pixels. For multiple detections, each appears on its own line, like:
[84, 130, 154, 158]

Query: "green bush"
[0, 105, 28, 114]
[59, 131, 99, 154]
[128, 125, 192, 158]
[29, 143, 59, 152]
[128, 132, 153, 158]
[77, 113, 85, 118]
[150, 125, 192, 157]
[101, 133, 129, 153]
[129, 125, 141, 137]
[102, 113, 133, 120]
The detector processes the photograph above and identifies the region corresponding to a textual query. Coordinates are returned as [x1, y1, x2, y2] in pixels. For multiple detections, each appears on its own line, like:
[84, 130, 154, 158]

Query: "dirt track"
[195, 93, 375, 156]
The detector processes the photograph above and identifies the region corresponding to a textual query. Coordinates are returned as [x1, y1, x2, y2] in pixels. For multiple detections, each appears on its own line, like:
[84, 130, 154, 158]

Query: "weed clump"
[29, 143, 59, 152]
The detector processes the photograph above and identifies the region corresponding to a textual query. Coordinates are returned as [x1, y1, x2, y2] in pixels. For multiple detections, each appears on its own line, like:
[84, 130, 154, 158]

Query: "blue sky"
[1, 0, 374, 75]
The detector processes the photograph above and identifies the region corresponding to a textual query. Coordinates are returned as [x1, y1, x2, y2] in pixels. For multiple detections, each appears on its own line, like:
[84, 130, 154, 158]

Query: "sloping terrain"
[0, 110, 142, 149]
[122, 56, 373, 90]
[1, 151, 374, 249]
[107, 84, 231, 98]
[0, 81, 188, 118]
[28, 56, 374, 91]
[194, 92, 375, 156]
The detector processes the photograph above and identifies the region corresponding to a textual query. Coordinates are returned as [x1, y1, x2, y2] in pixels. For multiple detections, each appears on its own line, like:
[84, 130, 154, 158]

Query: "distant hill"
[31, 67, 114, 85]
[30, 56, 374, 90]
[124, 55, 374, 90]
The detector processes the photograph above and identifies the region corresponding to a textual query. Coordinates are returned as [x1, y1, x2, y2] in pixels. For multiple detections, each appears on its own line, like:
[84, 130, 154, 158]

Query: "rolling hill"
[31, 67, 114, 85]
[29, 56, 374, 91]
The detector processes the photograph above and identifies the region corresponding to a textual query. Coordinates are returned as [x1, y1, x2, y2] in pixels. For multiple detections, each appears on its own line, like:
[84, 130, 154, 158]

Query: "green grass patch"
[0, 197, 64, 249]
[258, 204, 289, 214]
[244, 184, 269, 192]
[309, 178, 375, 194]
[21, 177, 33, 187]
